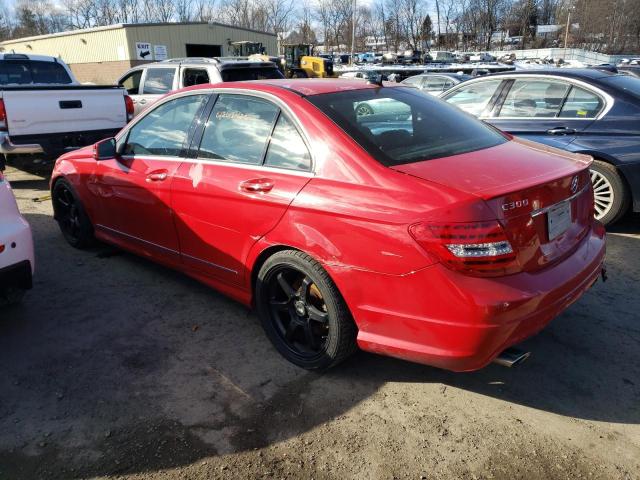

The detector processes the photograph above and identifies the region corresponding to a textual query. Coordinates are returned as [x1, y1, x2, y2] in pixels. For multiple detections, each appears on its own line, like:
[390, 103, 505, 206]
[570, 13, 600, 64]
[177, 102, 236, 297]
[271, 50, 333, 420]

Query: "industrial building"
[0, 22, 278, 84]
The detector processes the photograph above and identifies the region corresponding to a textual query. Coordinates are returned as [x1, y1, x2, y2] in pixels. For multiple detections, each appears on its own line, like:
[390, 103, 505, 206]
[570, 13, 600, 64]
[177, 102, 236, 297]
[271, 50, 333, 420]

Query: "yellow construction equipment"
[282, 44, 333, 78]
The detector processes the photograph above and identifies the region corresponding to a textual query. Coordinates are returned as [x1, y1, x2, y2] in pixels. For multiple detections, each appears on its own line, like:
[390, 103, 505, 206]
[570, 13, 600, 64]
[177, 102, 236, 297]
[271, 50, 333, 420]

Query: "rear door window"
[198, 94, 279, 164]
[142, 68, 176, 94]
[559, 86, 604, 118]
[183, 68, 210, 87]
[443, 79, 503, 116]
[498, 79, 570, 118]
[264, 115, 311, 171]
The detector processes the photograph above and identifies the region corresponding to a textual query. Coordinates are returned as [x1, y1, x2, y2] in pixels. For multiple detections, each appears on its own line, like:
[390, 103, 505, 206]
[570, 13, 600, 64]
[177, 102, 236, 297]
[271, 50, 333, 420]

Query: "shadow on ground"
[0, 205, 638, 479]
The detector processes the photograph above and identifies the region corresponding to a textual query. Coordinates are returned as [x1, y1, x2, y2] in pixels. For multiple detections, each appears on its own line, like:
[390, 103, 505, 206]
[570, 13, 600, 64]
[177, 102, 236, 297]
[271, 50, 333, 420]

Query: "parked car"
[0, 170, 34, 306]
[401, 73, 472, 95]
[117, 57, 284, 117]
[51, 79, 605, 371]
[428, 51, 457, 63]
[441, 69, 640, 225]
[469, 52, 495, 62]
[0, 52, 133, 170]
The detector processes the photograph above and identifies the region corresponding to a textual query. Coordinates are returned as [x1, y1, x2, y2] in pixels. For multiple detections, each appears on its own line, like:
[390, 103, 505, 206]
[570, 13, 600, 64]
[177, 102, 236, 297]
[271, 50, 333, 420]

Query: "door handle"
[547, 127, 576, 135]
[240, 178, 274, 193]
[139, 99, 147, 105]
[146, 170, 168, 182]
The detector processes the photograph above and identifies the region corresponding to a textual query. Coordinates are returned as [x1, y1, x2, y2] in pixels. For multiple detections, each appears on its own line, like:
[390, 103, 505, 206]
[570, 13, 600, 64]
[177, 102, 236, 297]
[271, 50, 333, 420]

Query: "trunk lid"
[393, 138, 595, 272]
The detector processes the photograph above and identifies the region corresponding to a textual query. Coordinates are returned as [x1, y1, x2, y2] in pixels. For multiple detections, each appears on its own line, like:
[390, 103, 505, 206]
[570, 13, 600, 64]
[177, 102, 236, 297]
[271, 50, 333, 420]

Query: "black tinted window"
[142, 68, 176, 94]
[0, 60, 72, 85]
[183, 68, 210, 87]
[307, 87, 506, 166]
[264, 115, 311, 170]
[124, 94, 208, 156]
[220, 67, 284, 82]
[198, 94, 279, 164]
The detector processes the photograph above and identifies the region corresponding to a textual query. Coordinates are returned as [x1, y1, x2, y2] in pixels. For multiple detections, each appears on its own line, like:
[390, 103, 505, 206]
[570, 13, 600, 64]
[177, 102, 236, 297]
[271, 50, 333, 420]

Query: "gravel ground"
[1, 167, 639, 480]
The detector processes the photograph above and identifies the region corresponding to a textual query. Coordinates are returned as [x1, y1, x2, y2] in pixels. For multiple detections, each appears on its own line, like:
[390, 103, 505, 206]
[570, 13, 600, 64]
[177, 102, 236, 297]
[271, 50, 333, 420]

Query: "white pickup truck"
[0, 53, 133, 170]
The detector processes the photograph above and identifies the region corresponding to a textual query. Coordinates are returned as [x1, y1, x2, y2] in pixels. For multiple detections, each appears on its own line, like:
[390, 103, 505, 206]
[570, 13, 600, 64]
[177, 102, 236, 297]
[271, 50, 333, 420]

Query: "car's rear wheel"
[355, 103, 374, 116]
[255, 250, 357, 370]
[52, 178, 94, 249]
[590, 160, 629, 226]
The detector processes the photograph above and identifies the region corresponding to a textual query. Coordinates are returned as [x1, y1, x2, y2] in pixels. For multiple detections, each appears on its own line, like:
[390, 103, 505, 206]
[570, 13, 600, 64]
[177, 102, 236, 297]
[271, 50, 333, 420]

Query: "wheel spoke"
[308, 305, 328, 323]
[303, 321, 319, 350]
[299, 276, 312, 304]
[276, 272, 296, 299]
[285, 321, 298, 341]
[269, 299, 290, 311]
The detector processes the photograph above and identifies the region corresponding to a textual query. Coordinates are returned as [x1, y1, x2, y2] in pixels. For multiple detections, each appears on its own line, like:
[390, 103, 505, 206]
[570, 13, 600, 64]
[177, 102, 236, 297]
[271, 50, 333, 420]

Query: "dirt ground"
[1, 167, 639, 480]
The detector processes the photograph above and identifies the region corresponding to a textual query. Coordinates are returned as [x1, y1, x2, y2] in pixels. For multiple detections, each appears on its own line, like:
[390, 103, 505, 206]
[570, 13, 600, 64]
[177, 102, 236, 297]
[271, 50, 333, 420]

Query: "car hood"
[391, 137, 592, 199]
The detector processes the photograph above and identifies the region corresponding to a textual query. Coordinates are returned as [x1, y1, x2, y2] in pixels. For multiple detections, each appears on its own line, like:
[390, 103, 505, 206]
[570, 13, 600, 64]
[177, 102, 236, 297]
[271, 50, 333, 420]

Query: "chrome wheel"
[590, 168, 614, 221]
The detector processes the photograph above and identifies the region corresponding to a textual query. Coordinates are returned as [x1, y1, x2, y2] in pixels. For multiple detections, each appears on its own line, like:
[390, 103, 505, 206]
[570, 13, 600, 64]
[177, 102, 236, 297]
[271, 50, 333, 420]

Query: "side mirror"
[93, 137, 117, 160]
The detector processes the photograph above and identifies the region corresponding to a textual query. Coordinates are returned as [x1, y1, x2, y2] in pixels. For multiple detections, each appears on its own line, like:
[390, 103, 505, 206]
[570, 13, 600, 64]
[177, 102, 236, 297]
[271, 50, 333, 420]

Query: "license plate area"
[547, 200, 572, 241]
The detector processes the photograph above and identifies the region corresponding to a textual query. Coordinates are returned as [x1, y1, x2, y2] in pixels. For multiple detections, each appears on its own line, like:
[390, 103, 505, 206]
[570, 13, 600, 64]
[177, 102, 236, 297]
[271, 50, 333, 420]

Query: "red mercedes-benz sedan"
[50, 79, 606, 371]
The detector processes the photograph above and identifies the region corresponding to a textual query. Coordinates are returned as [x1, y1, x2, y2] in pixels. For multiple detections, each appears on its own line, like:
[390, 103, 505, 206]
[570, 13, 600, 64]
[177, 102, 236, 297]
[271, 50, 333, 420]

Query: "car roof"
[489, 68, 621, 81]
[239, 79, 390, 96]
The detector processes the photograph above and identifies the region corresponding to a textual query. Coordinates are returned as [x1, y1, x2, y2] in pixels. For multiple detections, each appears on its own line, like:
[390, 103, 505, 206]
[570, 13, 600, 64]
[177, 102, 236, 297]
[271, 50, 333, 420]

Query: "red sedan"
[51, 80, 606, 371]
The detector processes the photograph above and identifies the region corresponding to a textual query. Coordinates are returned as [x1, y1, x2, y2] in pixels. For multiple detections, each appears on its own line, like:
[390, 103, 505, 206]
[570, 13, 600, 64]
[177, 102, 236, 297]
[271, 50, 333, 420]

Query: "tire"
[0, 287, 26, 307]
[590, 160, 629, 226]
[255, 250, 357, 370]
[355, 103, 374, 116]
[52, 178, 95, 249]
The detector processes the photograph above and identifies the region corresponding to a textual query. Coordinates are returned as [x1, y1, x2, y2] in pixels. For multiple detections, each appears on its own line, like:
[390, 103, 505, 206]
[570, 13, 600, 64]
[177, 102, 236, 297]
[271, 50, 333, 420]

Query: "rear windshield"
[601, 75, 640, 100]
[0, 60, 72, 85]
[307, 87, 506, 166]
[220, 67, 284, 82]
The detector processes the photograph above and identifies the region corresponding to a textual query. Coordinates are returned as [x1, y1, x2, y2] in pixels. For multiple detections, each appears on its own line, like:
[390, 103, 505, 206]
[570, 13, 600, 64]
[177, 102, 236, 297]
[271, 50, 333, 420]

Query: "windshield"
[220, 67, 284, 82]
[306, 87, 507, 166]
[602, 75, 640, 100]
[0, 60, 72, 85]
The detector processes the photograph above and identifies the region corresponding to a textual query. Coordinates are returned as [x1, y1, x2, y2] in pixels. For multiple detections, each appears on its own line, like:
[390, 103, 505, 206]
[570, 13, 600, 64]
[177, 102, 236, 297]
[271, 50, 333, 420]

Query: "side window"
[198, 94, 278, 165]
[142, 68, 176, 95]
[425, 77, 446, 92]
[119, 70, 142, 95]
[123, 94, 208, 156]
[402, 76, 422, 86]
[498, 79, 570, 118]
[442, 79, 455, 90]
[443, 80, 503, 116]
[264, 115, 311, 171]
[559, 86, 604, 118]
[183, 68, 210, 87]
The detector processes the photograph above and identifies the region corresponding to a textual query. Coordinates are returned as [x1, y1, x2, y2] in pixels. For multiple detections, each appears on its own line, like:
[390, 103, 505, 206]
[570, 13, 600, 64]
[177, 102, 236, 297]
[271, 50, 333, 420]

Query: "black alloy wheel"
[256, 250, 357, 370]
[52, 179, 94, 248]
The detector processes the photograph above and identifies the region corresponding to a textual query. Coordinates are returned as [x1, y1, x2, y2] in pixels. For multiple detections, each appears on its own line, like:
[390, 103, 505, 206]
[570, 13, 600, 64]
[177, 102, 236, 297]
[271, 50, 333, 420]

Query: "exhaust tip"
[493, 347, 531, 367]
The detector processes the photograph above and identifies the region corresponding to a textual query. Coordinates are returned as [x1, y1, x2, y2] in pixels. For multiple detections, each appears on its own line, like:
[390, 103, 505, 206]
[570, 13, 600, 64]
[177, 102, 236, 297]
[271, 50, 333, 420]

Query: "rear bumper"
[0, 212, 34, 290]
[0, 132, 43, 155]
[331, 223, 606, 372]
[1, 128, 119, 159]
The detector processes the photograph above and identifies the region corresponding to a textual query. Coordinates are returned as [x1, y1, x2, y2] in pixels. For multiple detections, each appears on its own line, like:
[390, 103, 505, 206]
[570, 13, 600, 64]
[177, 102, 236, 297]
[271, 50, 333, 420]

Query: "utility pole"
[564, 8, 571, 60]
[351, 0, 357, 64]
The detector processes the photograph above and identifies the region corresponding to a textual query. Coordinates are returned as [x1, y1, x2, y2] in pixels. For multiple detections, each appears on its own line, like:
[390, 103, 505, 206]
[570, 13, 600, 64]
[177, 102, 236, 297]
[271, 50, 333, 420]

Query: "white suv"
[0, 170, 34, 305]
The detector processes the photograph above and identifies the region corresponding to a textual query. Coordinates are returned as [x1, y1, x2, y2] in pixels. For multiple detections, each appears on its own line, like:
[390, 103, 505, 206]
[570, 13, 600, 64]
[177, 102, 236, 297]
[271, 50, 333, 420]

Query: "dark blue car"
[441, 69, 640, 225]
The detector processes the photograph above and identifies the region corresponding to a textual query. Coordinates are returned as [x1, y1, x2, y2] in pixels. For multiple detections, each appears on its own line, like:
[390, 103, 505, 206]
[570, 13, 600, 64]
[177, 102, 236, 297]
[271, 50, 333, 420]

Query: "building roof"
[0, 21, 276, 45]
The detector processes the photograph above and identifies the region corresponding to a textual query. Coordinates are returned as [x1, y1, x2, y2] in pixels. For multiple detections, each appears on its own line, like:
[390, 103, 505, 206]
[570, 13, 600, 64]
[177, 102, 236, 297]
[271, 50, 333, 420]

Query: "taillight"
[124, 95, 134, 121]
[409, 220, 520, 277]
[0, 99, 7, 131]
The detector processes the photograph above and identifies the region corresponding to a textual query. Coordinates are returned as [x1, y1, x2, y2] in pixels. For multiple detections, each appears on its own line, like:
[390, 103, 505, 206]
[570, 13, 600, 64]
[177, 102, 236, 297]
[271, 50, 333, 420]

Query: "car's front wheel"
[590, 160, 629, 226]
[255, 250, 357, 370]
[52, 178, 94, 249]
